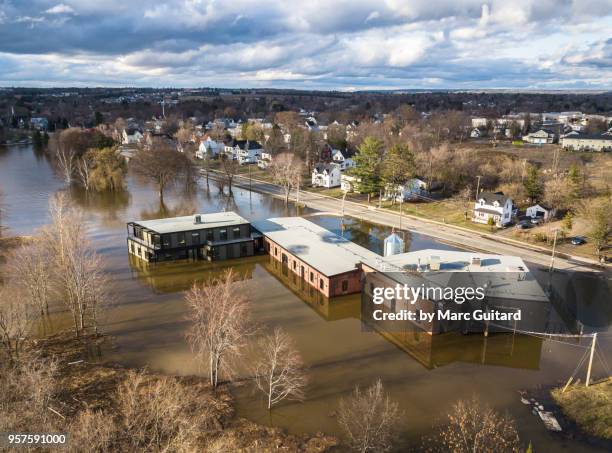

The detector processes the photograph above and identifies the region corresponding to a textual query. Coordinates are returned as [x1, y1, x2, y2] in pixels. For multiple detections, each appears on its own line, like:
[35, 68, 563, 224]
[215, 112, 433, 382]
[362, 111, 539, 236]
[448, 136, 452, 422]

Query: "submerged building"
[127, 212, 263, 262]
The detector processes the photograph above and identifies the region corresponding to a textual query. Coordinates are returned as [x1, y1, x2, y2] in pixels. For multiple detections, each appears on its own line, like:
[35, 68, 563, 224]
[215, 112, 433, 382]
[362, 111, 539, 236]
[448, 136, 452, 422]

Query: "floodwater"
[1, 145, 611, 452]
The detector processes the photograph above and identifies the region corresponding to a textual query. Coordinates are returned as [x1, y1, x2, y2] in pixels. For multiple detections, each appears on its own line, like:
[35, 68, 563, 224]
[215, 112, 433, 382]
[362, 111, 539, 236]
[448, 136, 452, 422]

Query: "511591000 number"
[0, 433, 68, 447]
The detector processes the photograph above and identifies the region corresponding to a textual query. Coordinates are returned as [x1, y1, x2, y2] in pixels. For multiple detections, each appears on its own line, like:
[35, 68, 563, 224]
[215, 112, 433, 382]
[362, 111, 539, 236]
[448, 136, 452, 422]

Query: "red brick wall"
[264, 237, 362, 297]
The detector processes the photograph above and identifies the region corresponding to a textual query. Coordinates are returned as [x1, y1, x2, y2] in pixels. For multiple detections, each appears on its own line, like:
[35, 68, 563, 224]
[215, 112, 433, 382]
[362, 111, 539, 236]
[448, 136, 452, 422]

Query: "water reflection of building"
[263, 256, 544, 371]
[375, 328, 543, 370]
[262, 256, 361, 321]
[128, 254, 257, 293]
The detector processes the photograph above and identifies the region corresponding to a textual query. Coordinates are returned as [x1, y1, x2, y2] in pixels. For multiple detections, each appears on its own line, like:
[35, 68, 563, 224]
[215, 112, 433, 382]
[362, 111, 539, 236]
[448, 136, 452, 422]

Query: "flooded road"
[1, 145, 610, 452]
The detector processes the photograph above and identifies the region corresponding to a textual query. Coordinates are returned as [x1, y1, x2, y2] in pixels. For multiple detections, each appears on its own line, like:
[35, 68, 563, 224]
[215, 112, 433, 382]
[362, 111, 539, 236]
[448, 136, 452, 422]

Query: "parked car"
[516, 221, 533, 230]
[570, 236, 586, 246]
[530, 217, 543, 225]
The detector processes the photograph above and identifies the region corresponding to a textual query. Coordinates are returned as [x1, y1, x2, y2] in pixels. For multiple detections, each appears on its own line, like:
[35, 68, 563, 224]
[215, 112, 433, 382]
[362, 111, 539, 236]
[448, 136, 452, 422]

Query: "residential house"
[257, 151, 273, 169]
[122, 128, 144, 145]
[383, 178, 428, 202]
[526, 204, 556, 222]
[522, 129, 556, 144]
[560, 133, 612, 152]
[224, 139, 263, 164]
[30, 117, 49, 131]
[196, 136, 222, 159]
[331, 149, 355, 171]
[472, 192, 513, 227]
[312, 163, 341, 188]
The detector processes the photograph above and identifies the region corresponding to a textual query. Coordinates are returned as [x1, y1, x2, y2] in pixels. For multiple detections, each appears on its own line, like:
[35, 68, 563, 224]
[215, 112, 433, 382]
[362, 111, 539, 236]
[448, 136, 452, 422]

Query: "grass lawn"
[551, 378, 612, 440]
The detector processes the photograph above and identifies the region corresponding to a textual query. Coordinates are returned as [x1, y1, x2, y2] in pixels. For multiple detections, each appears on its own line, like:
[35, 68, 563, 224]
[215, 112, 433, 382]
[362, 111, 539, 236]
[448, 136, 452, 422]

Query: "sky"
[0, 0, 611, 90]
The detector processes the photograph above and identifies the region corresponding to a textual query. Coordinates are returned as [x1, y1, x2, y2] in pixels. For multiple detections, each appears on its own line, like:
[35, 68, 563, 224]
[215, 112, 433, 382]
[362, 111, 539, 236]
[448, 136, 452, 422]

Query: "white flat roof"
[133, 211, 249, 234]
[366, 249, 547, 302]
[252, 217, 381, 277]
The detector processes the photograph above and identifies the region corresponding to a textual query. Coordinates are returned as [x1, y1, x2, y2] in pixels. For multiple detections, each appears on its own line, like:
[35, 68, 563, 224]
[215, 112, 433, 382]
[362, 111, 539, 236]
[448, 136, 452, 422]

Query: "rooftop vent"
[471, 256, 481, 267]
[194, 215, 201, 224]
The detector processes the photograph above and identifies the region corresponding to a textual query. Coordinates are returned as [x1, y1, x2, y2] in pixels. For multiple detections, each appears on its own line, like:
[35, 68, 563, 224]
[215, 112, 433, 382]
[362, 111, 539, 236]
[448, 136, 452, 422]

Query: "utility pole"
[549, 229, 559, 273]
[248, 161, 252, 193]
[399, 197, 403, 232]
[475, 175, 481, 200]
[586, 333, 597, 387]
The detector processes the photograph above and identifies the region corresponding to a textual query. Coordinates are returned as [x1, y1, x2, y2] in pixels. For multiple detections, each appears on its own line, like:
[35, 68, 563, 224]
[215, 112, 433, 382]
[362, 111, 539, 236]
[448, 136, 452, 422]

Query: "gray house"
[127, 212, 262, 262]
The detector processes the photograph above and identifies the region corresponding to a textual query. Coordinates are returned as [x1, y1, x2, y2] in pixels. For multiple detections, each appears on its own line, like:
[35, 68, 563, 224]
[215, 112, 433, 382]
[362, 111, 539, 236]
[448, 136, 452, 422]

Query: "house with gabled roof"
[472, 192, 513, 227]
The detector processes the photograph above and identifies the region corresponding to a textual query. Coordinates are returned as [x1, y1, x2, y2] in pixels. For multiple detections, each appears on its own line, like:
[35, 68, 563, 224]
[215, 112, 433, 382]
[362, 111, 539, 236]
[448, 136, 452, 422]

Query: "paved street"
[212, 170, 607, 274]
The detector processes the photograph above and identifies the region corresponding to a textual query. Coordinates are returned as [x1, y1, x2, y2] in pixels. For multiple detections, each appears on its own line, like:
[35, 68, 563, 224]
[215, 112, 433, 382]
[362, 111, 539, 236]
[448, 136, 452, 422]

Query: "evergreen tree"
[381, 144, 415, 202]
[523, 166, 543, 202]
[353, 137, 383, 203]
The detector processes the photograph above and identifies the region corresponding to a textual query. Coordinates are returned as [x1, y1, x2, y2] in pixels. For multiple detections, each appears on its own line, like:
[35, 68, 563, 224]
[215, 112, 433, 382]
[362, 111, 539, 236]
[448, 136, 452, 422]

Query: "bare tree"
[185, 269, 251, 387]
[269, 153, 303, 204]
[338, 379, 400, 453]
[8, 239, 53, 315]
[219, 153, 239, 194]
[68, 409, 116, 453]
[42, 193, 109, 336]
[0, 354, 58, 431]
[428, 396, 521, 453]
[56, 147, 77, 184]
[130, 146, 190, 201]
[253, 328, 307, 409]
[75, 154, 93, 191]
[116, 370, 204, 452]
[0, 284, 31, 361]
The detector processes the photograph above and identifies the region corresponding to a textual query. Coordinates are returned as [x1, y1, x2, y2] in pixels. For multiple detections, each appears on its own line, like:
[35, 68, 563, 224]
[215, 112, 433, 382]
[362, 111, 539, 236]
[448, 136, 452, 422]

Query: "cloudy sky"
[0, 0, 611, 89]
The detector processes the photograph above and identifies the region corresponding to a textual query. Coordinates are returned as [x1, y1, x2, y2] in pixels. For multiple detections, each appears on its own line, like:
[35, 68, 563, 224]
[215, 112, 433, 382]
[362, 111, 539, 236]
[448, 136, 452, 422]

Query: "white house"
[257, 151, 273, 169]
[472, 192, 513, 227]
[526, 204, 556, 222]
[224, 139, 262, 164]
[383, 178, 428, 202]
[522, 129, 555, 144]
[312, 163, 341, 188]
[122, 128, 143, 145]
[331, 149, 355, 171]
[196, 136, 222, 159]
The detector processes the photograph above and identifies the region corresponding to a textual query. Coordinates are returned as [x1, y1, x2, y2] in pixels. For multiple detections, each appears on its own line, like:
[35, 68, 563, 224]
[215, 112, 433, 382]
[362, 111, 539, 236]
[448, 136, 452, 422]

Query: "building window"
[293, 261, 297, 270]
[275, 247, 278, 257]
[232, 227, 241, 238]
[206, 230, 213, 242]
[319, 278, 324, 290]
[130, 242, 134, 253]
[177, 232, 186, 246]
[220, 229, 227, 241]
[342, 280, 348, 292]
[310, 272, 314, 282]
[191, 232, 200, 244]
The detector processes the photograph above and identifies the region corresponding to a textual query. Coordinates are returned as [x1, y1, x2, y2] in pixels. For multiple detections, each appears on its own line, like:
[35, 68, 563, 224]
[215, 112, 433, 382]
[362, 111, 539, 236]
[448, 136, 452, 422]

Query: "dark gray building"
[127, 212, 262, 262]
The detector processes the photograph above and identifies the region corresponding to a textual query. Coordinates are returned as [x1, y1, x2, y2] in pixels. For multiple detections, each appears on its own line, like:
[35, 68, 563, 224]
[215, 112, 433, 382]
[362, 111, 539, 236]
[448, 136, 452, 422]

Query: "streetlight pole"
[549, 229, 559, 273]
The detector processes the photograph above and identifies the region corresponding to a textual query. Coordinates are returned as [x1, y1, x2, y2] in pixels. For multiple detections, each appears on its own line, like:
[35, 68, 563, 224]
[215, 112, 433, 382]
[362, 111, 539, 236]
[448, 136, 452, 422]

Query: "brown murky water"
[1, 145, 611, 452]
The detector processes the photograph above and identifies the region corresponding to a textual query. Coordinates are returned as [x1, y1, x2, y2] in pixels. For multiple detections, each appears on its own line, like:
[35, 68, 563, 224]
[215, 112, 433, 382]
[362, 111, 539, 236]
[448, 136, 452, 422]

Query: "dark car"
[516, 221, 533, 230]
[530, 217, 543, 225]
[570, 236, 586, 245]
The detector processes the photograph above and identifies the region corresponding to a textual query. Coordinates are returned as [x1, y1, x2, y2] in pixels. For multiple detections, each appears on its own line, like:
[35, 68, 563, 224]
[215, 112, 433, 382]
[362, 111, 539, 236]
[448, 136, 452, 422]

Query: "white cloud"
[45, 4, 76, 15]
